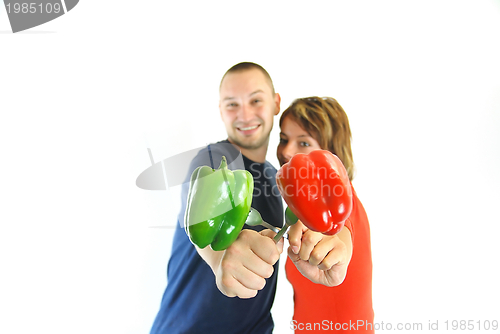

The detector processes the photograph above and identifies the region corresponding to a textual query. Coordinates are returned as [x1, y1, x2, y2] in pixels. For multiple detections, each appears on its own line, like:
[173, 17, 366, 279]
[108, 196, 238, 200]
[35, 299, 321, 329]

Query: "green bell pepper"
[184, 156, 254, 251]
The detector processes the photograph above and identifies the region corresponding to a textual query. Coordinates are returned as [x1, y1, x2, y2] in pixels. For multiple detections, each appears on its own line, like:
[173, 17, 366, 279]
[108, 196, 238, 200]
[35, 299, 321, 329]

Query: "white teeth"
[240, 125, 258, 131]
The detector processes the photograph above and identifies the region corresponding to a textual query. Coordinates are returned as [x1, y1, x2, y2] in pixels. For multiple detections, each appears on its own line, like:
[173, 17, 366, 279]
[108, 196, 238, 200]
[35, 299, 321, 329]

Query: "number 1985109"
[444, 320, 498, 331]
[6, 3, 62, 14]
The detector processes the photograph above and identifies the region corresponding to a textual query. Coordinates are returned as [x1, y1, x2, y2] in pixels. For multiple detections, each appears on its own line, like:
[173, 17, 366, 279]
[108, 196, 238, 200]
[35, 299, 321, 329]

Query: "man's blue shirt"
[150, 141, 283, 334]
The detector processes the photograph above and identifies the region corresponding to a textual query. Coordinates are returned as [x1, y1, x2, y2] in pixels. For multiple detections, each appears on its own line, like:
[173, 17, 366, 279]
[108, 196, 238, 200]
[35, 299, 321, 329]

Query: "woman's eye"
[279, 138, 287, 144]
[300, 142, 310, 147]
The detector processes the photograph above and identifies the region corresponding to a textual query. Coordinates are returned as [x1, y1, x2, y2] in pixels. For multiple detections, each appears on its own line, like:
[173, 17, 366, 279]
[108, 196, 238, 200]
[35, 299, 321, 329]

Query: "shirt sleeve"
[344, 217, 355, 243]
[342, 183, 356, 243]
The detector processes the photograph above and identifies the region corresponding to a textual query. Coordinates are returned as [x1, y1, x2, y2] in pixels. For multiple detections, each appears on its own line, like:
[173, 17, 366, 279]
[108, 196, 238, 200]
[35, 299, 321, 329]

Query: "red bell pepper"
[276, 150, 352, 235]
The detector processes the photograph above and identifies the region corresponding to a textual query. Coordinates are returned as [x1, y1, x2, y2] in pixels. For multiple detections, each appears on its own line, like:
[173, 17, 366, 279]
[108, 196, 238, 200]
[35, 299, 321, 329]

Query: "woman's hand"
[287, 220, 352, 287]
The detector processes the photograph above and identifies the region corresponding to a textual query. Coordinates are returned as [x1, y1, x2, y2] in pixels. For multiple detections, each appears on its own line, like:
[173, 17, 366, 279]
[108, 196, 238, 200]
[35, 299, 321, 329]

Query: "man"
[150, 62, 284, 333]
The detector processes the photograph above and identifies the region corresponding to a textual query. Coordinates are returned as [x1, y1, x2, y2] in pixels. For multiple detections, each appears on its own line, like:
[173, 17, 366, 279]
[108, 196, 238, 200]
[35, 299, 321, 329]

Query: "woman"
[277, 97, 374, 333]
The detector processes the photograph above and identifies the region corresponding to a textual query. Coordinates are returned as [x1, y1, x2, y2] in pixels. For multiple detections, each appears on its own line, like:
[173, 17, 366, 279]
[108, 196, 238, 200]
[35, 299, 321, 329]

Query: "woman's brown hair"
[279, 96, 355, 180]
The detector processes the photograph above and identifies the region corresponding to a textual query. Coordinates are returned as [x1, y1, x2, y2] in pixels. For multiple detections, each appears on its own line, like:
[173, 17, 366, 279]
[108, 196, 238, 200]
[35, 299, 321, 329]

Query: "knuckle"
[220, 259, 235, 273]
[310, 251, 323, 264]
[220, 286, 236, 298]
[320, 258, 332, 269]
[333, 238, 345, 250]
[263, 265, 274, 279]
[244, 290, 258, 299]
[303, 232, 318, 244]
[225, 244, 243, 257]
[220, 275, 235, 289]
[288, 234, 300, 245]
[239, 229, 255, 241]
[257, 277, 267, 290]
[270, 251, 280, 264]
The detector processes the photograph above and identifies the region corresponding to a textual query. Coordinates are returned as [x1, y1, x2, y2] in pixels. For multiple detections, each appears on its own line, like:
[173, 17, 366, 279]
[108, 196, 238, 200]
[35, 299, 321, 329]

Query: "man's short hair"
[220, 62, 275, 94]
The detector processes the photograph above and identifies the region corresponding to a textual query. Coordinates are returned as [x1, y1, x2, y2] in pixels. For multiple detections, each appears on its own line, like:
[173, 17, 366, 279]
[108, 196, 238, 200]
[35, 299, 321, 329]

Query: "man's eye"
[227, 103, 238, 108]
[253, 99, 261, 104]
[279, 138, 287, 144]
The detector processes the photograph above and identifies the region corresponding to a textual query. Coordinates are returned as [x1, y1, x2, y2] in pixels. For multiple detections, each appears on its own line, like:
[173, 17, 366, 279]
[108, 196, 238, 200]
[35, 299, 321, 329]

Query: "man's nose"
[238, 104, 253, 122]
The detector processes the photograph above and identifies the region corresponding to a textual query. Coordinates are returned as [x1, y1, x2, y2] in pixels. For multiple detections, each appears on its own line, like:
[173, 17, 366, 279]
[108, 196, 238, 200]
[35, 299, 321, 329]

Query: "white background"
[1, 1, 500, 333]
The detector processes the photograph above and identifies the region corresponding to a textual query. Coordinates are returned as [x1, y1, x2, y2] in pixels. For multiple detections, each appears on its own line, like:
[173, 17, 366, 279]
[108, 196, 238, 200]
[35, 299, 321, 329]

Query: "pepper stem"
[273, 207, 299, 243]
[219, 156, 235, 209]
[273, 223, 289, 242]
[219, 156, 227, 169]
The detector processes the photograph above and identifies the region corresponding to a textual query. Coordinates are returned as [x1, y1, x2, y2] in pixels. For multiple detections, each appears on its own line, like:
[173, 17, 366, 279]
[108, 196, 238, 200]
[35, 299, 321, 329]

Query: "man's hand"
[287, 220, 352, 287]
[199, 229, 283, 299]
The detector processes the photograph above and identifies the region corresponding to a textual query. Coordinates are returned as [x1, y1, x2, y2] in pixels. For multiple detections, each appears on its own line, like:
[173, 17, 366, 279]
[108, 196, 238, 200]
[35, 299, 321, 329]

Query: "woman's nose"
[281, 143, 295, 161]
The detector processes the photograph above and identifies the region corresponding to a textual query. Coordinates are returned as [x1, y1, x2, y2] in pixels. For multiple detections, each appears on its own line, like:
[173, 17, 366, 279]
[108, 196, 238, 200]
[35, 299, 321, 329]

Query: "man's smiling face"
[219, 68, 280, 151]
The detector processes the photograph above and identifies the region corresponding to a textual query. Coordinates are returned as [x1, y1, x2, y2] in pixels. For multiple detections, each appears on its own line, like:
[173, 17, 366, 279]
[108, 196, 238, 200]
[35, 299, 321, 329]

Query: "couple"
[150, 62, 374, 333]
